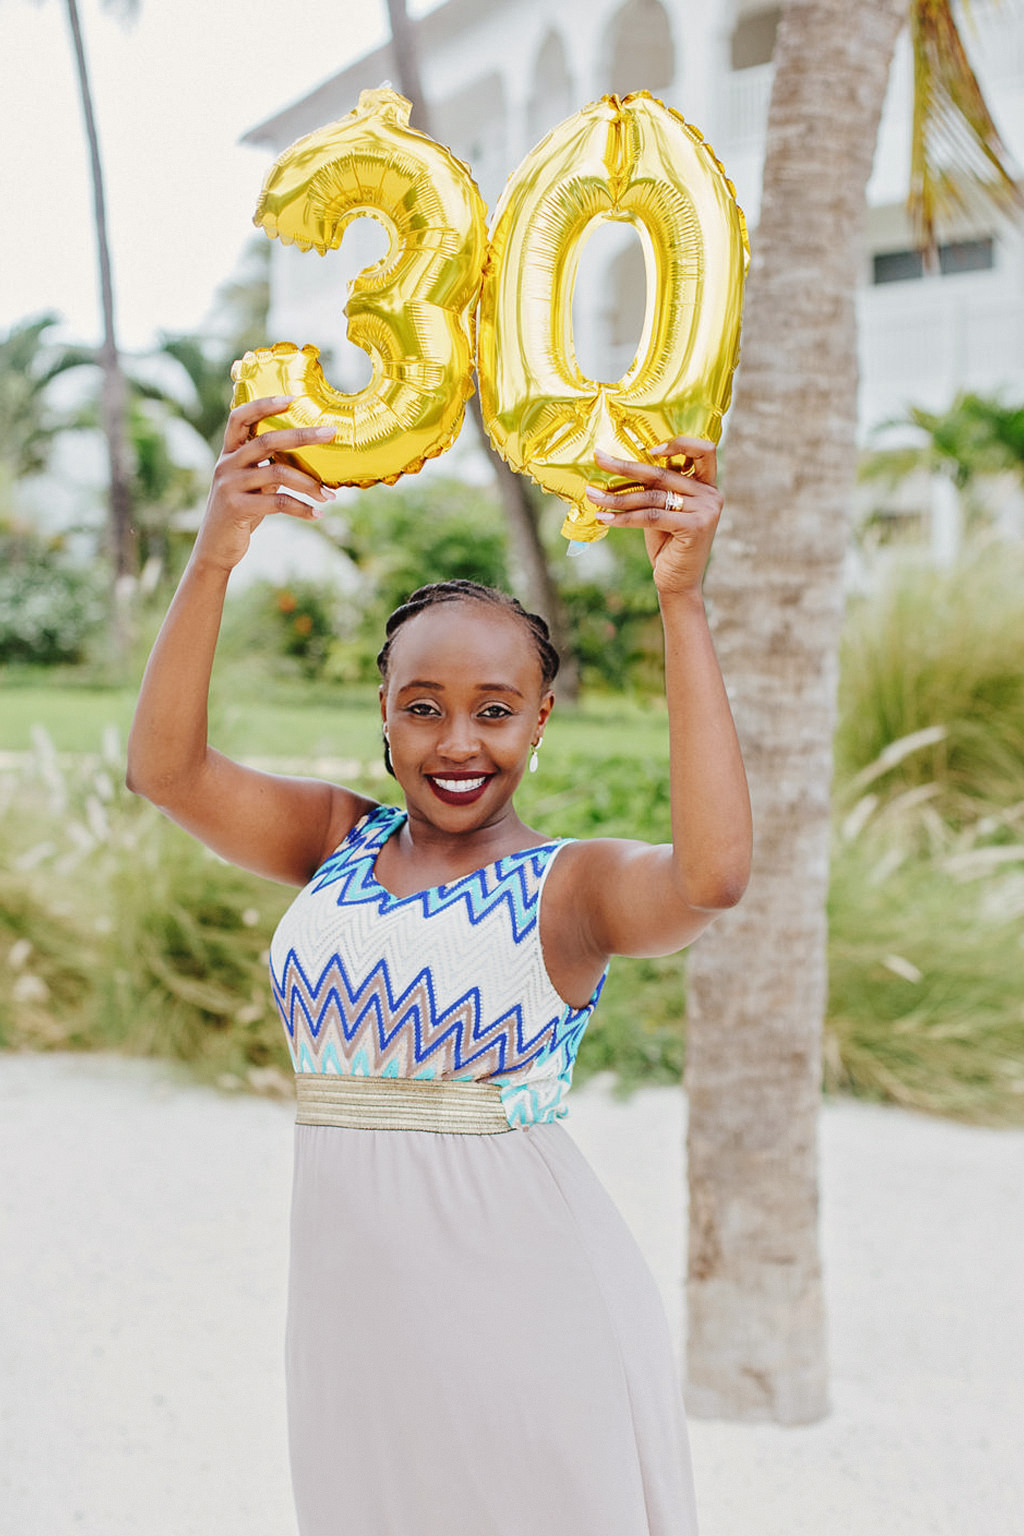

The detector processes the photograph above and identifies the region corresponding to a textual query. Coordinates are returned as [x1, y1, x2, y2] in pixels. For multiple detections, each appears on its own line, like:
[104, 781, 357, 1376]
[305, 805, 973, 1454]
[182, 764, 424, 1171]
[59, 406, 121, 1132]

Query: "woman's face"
[380, 601, 553, 831]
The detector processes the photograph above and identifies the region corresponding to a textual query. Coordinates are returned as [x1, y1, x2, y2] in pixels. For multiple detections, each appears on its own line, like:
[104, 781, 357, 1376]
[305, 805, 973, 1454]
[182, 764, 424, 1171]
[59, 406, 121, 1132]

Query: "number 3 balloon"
[232, 89, 748, 543]
[231, 88, 487, 487]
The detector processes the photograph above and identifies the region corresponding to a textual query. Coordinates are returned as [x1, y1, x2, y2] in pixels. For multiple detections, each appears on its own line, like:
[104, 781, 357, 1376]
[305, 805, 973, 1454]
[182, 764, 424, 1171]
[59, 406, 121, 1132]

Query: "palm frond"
[909, 0, 1024, 252]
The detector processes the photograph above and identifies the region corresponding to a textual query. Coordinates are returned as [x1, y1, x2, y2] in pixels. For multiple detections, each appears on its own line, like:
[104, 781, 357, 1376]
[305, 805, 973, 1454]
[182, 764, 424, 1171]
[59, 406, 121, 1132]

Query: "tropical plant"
[684, 0, 1023, 1425]
[835, 543, 1024, 818]
[861, 390, 1024, 506]
[0, 313, 93, 486]
[909, 0, 1024, 250]
[145, 239, 273, 455]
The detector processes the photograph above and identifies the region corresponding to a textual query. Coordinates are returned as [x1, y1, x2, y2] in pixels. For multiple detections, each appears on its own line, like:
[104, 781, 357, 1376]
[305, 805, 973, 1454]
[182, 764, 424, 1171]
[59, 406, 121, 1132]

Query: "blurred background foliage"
[1, 300, 1023, 1121]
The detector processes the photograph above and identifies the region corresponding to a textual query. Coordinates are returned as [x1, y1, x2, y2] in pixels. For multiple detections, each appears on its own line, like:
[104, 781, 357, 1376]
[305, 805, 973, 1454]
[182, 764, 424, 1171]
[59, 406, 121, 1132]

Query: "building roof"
[242, 0, 513, 149]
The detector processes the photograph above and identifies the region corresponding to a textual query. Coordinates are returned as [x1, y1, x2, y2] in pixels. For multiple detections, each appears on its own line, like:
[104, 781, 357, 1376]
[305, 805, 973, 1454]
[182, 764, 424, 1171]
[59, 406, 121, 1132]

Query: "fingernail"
[318, 488, 336, 501]
[585, 485, 610, 502]
[593, 511, 615, 524]
[310, 506, 322, 519]
[314, 426, 336, 440]
[650, 442, 670, 454]
[273, 395, 296, 404]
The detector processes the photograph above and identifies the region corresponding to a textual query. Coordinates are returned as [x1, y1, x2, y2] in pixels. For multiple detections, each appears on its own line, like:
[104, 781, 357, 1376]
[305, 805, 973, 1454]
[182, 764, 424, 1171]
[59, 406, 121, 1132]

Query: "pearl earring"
[529, 738, 542, 774]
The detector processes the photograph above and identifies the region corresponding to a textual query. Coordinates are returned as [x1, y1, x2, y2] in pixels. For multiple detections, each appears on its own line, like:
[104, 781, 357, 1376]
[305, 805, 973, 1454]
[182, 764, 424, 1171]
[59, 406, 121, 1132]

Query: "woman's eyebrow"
[396, 680, 525, 698]
[476, 683, 525, 698]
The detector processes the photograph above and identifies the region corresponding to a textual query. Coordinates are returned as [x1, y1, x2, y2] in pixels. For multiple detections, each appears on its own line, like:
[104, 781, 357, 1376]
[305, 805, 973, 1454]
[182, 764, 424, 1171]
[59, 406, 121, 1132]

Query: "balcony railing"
[719, 3, 1024, 156]
[721, 63, 773, 149]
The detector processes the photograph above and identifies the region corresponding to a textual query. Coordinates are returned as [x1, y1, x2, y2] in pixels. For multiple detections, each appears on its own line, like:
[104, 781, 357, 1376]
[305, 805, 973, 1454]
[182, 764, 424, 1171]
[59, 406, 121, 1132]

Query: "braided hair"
[376, 580, 560, 777]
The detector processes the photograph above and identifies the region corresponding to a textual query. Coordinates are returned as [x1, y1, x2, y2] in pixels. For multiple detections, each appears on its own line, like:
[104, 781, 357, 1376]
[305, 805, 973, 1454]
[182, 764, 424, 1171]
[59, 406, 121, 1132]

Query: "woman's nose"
[437, 716, 481, 760]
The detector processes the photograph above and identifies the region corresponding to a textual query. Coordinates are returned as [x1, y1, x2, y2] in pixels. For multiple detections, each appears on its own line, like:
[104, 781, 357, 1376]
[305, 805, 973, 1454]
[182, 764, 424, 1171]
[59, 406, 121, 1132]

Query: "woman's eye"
[407, 702, 441, 717]
[479, 704, 513, 719]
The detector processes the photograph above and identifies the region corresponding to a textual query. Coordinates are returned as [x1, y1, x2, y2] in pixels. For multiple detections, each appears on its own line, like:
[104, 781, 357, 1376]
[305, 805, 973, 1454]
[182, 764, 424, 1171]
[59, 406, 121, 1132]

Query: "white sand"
[1, 1052, 1021, 1536]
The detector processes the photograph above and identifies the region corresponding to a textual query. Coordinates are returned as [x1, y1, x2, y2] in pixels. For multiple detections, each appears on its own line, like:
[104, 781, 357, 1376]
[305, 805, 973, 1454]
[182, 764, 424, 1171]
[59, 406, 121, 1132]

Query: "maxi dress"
[269, 803, 700, 1536]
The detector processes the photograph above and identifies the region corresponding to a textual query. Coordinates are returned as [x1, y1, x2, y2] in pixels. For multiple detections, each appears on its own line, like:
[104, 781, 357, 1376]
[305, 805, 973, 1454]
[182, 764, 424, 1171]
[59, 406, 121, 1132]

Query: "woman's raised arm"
[550, 438, 752, 972]
[126, 397, 375, 886]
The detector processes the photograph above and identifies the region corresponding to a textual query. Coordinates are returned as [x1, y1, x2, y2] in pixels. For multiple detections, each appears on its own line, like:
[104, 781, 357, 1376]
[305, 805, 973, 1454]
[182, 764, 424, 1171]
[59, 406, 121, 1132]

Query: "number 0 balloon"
[231, 88, 487, 487]
[479, 92, 749, 545]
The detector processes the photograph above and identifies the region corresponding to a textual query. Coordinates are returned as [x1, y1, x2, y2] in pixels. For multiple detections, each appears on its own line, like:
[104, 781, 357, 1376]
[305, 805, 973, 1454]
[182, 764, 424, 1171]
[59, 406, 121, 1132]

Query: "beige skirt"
[285, 1117, 699, 1535]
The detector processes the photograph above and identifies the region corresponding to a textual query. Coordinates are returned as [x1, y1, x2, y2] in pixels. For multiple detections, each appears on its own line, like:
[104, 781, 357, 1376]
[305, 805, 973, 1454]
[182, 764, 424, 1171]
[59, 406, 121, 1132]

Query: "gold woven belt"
[294, 1073, 512, 1134]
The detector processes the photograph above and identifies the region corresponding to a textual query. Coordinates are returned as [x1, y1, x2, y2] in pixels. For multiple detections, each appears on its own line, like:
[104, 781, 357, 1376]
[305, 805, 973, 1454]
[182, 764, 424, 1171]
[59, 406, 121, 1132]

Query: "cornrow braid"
[377, 579, 560, 688]
[376, 582, 559, 775]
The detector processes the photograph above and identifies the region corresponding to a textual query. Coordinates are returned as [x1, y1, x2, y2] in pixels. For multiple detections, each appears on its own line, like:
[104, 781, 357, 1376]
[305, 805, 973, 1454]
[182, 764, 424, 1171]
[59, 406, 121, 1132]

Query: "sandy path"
[1, 1053, 1021, 1535]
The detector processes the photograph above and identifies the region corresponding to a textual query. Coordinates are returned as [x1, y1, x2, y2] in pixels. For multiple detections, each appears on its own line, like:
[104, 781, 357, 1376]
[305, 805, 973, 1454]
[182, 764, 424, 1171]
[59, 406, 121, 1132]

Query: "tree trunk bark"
[467, 395, 581, 700]
[684, 0, 905, 1424]
[384, 0, 579, 701]
[65, 0, 136, 613]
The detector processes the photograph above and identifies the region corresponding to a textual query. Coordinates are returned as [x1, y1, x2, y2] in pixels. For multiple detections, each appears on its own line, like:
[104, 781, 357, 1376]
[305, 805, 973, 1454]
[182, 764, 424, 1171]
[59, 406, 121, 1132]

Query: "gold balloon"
[478, 92, 749, 544]
[231, 88, 487, 488]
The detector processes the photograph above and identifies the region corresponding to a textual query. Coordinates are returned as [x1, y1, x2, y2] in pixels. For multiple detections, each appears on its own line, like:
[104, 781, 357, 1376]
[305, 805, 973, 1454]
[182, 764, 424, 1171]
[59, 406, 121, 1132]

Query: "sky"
[2, 0, 436, 353]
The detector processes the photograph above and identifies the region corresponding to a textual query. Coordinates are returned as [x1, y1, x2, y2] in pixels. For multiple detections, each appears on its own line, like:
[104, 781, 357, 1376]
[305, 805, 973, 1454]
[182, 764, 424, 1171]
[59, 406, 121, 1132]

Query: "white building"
[241, 0, 1024, 541]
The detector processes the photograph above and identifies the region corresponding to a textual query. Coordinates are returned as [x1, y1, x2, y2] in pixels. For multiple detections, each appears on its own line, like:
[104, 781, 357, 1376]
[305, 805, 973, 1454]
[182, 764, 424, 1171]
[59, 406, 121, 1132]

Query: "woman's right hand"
[192, 396, 338, 573]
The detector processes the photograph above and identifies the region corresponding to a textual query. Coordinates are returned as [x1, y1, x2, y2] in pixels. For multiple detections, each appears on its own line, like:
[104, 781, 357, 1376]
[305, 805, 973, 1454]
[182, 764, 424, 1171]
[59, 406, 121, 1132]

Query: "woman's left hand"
[585, 437, 722, 598]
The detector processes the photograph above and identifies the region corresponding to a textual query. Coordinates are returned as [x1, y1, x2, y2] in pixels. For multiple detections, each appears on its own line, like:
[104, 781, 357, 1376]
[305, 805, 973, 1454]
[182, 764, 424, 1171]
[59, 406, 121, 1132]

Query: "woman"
[127, 396, 752, 1536]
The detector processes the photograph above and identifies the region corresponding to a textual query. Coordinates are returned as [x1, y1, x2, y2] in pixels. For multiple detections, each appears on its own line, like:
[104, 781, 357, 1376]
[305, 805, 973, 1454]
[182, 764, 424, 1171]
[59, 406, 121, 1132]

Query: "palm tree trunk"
[64, 0, 136, 603]
[684, 0, 905, 1424]
[384, 0, 579, 700]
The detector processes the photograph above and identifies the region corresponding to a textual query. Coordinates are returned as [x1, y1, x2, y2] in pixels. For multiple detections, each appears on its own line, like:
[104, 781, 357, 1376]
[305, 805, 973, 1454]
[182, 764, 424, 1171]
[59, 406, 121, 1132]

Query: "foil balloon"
[478, 91, 749, 544]
[231, 88, 487, 487]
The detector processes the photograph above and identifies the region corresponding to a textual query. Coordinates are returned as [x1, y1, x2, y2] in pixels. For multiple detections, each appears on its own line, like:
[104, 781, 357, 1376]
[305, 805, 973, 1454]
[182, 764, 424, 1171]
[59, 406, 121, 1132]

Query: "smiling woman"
[125, 397, 752, 1536]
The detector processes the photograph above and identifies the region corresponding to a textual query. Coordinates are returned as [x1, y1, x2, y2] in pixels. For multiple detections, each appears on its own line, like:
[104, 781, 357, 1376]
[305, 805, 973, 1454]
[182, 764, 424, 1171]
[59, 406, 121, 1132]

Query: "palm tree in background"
[62, 0, 137, 626]
[684, 0, 1022, 1423]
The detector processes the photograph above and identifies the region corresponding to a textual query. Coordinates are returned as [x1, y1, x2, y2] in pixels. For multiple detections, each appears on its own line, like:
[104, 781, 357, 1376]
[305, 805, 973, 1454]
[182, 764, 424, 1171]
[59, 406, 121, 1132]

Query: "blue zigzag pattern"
[272, 944, 589, 1076]
[308, 804, 557, 944]
[270, 801, 610, 1122]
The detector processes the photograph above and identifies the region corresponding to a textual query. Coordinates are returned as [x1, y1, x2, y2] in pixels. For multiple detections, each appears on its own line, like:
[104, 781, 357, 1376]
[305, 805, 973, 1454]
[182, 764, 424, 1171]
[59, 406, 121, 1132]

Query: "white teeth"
[433, 777, 486, 793]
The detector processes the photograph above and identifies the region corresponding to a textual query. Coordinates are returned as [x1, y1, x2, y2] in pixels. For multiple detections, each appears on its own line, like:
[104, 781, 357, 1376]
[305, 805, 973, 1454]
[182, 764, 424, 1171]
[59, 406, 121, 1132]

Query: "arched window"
[730, 6, 781, 70]
[434, 72, 508, 208]
[602, 0, 676, 97]
[526, 31, 574, 146]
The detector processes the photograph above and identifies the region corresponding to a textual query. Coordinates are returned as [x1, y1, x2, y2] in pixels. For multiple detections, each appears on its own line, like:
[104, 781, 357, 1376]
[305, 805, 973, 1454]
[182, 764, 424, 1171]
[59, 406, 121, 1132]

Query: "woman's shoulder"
[318, 793, 403, 868]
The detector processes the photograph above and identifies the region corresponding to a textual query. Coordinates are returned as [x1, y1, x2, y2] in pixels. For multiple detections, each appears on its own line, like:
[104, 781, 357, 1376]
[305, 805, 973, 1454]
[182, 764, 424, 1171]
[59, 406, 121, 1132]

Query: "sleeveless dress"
[270, 803, 699, 1536]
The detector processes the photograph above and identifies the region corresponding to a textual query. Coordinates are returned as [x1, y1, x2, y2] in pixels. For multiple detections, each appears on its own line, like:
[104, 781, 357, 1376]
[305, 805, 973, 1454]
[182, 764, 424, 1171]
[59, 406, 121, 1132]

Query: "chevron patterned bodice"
[270, 804, 607, 1129]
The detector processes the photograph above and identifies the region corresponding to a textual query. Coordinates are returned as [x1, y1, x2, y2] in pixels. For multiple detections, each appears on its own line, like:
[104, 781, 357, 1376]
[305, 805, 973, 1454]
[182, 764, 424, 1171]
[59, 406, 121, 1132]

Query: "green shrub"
[0, 527, 105, 665]
[322, 477, 511, 682]
[575, 954, 686, 1091]
[557, 534, 665, 693]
